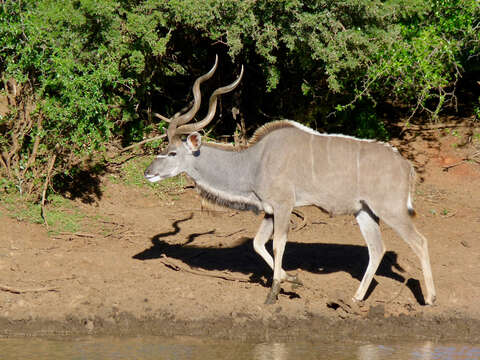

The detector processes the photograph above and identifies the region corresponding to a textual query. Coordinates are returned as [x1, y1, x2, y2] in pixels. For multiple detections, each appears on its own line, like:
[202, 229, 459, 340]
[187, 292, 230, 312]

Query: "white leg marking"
[253, 216, 274, 269]
[354, 209, 386, 302]
[253, 215, 292, 282]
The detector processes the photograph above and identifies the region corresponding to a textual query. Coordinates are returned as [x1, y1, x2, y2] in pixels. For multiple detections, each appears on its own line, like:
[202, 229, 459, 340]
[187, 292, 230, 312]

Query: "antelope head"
[144, 56, 244, 183]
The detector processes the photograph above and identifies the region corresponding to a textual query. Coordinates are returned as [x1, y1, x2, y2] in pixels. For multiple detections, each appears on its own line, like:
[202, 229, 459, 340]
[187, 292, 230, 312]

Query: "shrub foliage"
[0, 0, 479, 198]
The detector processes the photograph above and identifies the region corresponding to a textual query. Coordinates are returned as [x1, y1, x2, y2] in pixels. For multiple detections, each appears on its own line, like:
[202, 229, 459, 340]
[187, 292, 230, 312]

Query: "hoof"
[286, 274, 303, 288]
[264, 280, 281, 305]
[352, 296, 363, 303]
[264, 292, 277, 305]
[425, 295, 437, 306]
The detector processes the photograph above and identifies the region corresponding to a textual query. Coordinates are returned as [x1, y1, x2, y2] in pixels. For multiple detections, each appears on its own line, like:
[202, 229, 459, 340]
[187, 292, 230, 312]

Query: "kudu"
[145, 56, 436, 305]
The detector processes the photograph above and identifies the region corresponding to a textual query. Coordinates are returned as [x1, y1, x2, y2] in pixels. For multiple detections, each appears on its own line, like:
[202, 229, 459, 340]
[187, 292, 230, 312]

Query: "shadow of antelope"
[133, 214, 426, 304]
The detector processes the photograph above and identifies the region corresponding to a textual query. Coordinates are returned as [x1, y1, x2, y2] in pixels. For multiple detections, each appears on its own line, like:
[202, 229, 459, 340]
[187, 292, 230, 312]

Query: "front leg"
[265, 280, 282, 304]
[253, 214, 302, 288]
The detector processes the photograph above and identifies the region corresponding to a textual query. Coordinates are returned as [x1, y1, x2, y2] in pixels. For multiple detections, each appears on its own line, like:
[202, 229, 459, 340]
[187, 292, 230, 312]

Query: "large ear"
[185, 132, 202, 153]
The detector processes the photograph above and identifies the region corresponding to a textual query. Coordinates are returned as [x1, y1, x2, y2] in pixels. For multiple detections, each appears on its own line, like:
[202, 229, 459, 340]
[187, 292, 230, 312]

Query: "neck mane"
[203, 120, 296, 152]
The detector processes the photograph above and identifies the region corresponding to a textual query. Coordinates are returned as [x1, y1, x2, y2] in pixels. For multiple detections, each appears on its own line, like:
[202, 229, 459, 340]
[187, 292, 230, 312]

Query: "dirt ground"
[0, 121, 479, 343]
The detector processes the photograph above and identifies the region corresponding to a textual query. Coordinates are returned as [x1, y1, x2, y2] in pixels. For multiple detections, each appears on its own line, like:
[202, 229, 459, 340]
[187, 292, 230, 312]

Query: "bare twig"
[118, 134, 167, 154]
[214, 228, 246, 238]
[40, 154, 56, 227]
[22, 115, 42, 177]
[0, 154, 9, 178]
[57, 232, 96, 238]
[152, 112, 171, 122]
[0, 284, 58, 294]
[442, 151, 480, 171]
[159, 255, 250, 282]
[400, 123, 472, 132]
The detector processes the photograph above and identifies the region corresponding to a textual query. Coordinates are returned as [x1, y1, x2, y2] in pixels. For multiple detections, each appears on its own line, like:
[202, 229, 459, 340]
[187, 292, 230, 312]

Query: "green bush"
[0, 0, 171, 197]
[365, 0, 480, 121]
[0, 0, 478, 203]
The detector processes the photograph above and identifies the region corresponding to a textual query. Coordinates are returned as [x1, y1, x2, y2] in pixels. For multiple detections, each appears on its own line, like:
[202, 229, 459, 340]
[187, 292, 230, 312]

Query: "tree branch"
[117, 134, 167, 154]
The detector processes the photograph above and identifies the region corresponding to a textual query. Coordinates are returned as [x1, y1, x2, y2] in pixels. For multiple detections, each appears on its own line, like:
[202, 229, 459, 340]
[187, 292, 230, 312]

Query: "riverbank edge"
[1, 311, 479, 343]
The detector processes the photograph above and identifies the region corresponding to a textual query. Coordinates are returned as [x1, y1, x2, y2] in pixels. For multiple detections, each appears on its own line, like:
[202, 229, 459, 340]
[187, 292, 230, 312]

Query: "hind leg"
[353, 209, 386, 302]
[384, 214, 436, 305]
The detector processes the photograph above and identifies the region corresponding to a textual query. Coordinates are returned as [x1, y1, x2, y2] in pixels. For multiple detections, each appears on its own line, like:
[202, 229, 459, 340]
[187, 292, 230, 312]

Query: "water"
[0, 336, 479, 360]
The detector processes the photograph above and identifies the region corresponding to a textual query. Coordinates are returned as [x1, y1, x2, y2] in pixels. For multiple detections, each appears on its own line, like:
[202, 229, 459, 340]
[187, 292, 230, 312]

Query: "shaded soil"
[1, 122, 480, 343]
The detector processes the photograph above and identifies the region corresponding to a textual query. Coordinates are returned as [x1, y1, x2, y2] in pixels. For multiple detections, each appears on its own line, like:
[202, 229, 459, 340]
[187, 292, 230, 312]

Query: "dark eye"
[168, 151, 177, 157]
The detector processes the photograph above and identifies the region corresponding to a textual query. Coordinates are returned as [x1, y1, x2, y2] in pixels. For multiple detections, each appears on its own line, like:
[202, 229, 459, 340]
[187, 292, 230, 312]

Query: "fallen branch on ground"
[56, 232, 96, 238]
[442, 151, 480, 171]
[159, 255, 250, 282]
[0, 284, 59, 294]
[214, 228, 246, 238]
[400, 122, 473, 132]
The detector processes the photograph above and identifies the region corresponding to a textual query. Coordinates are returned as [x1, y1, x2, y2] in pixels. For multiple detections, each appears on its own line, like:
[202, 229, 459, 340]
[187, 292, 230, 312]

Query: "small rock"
[85, 319, 94, 332]
[367, 304, 385, 319]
